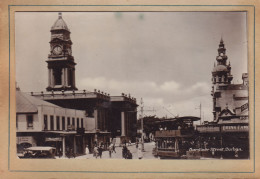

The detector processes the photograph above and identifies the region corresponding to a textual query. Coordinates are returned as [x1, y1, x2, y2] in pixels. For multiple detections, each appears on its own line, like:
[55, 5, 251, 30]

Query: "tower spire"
[220, 35, 223, 43]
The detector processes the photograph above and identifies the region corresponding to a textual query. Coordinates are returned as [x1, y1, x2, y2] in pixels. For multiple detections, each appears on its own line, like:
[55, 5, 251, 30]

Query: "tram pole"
[140, 98, 145, 152]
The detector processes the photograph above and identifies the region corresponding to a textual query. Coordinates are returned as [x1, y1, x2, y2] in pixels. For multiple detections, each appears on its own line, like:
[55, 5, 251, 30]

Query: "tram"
[153, 116, 200, 159]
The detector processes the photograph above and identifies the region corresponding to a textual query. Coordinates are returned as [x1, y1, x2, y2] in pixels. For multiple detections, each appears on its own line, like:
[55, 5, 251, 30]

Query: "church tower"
[211, 38, 233, 121]
[46, 13, 77, 91]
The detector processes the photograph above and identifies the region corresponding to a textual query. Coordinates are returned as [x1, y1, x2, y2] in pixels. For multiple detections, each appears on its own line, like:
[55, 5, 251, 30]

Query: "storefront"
[196, 123, 249, 159]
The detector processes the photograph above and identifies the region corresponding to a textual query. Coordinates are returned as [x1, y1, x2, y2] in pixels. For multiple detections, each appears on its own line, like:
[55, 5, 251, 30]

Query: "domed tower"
[211, 38, 233, 121]
[46, 13, 77, 91]
[212, 38, 233, 85]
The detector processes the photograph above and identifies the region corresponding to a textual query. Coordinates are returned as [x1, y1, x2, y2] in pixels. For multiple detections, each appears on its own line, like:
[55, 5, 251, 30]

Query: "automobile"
[19, 146, 56, 159]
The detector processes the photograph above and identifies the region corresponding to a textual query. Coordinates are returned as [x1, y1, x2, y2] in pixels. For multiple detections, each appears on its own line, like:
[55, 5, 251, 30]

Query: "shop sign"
[222, 125, 248, 132]
[17, 136, 33, 144]
[45, 137, 62, 142]
[197, 126, 220, 133]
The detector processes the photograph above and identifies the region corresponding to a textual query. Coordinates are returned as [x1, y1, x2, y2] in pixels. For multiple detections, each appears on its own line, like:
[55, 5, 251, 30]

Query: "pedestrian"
[69, 148, 75, 158]
[128, 140, 131, 146]
[112, 144, 116, 153]
[136, 141, 139, 149]
[138, 146, 143, 159]
[122, 145, 128, 159]
[98, 146, 103, 158]
[126, 149, 132, 159]
[85, 145, 89, 159]
[108, 144, 113, 158]
[58, 148, 62, 158]
[234, 150, 239, 158]
[93, 146, 98, 159]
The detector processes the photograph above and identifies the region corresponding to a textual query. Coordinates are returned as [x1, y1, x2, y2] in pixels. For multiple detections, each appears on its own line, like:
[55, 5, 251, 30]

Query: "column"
[48, 69, 51, 87]
[121, 111, 125, 136]
[47, 115, 51, 130]
[94, 109, 98, 130]
[62, 136, 66, 158]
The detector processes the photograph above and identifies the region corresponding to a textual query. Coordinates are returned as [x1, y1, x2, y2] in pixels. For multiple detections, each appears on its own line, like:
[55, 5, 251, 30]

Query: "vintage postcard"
[0, 0, 259, 178]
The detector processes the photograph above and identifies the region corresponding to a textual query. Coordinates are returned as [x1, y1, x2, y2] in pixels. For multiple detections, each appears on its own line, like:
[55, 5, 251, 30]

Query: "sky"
[15, 12, 248, 122]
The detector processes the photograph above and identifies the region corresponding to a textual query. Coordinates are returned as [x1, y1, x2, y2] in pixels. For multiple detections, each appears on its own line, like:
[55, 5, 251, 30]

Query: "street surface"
[57, 141, 158, 159]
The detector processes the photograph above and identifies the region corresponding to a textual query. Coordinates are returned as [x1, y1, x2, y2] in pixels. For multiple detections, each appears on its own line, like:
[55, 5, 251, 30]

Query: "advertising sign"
[222, 125, 248, 132]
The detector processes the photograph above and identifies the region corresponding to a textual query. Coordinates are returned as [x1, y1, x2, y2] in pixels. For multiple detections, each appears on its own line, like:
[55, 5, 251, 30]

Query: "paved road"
[57, 142, 158, 159]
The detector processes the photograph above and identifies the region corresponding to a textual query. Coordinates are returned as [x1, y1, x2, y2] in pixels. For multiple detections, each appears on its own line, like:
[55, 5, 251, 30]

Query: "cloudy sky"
[15, 12, 247, 122]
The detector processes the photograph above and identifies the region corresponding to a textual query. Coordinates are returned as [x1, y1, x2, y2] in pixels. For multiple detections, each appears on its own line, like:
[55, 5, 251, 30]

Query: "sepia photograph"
[15, 11, 249, 161]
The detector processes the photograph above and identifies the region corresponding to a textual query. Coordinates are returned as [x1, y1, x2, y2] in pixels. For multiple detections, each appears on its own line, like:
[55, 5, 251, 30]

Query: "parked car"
[19, 146, 56, 159]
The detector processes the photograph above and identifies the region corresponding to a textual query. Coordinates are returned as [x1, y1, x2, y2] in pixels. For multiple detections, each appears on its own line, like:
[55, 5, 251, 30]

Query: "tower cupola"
[212, 38, 233, 85]
[51, 13, 70, 31]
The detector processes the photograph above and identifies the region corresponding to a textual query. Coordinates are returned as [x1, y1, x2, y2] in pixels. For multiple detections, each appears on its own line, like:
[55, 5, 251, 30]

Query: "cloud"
[78, 77, 212, 119]
[160, 81, 180, 92]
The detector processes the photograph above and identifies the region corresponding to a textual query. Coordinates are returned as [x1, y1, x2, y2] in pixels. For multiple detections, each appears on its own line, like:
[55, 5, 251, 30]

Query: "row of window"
[16, 115, 34, 129]
[43, 115, 84, 131]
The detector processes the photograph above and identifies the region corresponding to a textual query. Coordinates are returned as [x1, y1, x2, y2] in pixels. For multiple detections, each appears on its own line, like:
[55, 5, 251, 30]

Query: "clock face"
[53, 46, 62, 55]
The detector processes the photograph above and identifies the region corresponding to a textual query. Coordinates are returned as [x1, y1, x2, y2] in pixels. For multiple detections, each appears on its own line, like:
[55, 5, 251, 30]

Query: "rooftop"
[51, 13, 70, 31]
[16, 90, 59, 113]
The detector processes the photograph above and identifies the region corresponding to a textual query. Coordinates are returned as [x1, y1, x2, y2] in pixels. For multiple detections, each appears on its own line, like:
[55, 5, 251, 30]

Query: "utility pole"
[138, 98, 156, 152]
[140, 98, 144, 152]
[195, 102, 202, 125]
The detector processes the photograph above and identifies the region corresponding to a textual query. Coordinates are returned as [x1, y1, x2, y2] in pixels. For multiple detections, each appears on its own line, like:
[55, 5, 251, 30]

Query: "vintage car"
[19, 146, 56, 159]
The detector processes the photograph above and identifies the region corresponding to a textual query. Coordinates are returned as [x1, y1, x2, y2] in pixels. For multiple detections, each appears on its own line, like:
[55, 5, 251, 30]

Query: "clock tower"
[46, 13, 77, 91]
